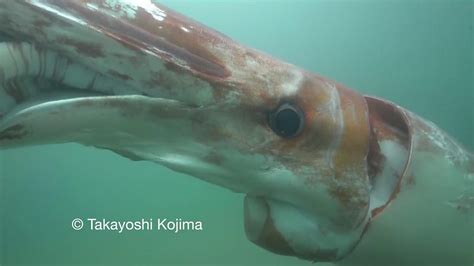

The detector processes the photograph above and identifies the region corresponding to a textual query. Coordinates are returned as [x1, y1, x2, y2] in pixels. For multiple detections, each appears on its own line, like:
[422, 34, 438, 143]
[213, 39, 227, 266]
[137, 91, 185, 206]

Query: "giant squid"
[0, 1, 472, 265]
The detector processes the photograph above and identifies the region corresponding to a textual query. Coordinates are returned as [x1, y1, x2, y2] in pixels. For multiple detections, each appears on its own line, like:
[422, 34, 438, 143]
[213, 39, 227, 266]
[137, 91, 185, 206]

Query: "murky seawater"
[1, 0, 472, 265]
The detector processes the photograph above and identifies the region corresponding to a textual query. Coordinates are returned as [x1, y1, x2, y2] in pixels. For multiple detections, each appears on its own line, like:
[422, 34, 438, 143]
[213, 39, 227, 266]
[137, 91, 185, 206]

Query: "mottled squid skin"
[0, 1, 472, 264]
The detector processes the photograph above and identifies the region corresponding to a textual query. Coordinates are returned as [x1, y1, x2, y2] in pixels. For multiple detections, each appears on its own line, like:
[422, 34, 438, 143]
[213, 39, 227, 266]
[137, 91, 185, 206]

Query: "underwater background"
[0, 0, 472, 265]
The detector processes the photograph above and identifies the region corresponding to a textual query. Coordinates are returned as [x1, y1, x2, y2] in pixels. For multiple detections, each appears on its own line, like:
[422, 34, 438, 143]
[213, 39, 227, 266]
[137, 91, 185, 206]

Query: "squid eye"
[269, 103, 305, 138]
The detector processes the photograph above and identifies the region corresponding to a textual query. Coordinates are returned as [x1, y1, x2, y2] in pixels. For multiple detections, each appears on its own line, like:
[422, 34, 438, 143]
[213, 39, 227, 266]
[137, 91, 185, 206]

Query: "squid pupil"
[269, 103, 304, 138]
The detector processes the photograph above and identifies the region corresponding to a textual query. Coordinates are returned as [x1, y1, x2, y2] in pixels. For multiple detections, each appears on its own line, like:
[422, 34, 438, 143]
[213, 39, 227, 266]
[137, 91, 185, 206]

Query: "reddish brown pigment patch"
[107, 69, 132, 81]
[200, 76, 239, 104]
[56, 36, 105, 58]
[295, 80, 369, 210]
[329, 186, 355, 209]
[333, 84, 370, 180]
[0, 124, 28, 140]
[370, 206, 384, 218]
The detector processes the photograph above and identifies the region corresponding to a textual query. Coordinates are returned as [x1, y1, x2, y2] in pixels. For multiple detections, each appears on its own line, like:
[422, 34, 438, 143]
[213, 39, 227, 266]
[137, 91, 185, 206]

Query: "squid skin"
[0, 1, 472, 265]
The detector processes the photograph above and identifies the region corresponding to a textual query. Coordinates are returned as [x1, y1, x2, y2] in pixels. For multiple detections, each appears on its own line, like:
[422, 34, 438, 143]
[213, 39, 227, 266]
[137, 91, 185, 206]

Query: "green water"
[1, 0, 472, 265]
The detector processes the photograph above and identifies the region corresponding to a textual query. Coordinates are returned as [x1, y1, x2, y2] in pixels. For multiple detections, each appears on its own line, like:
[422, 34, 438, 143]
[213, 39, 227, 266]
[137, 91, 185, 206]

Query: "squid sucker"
[0, 1, 472, 265]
